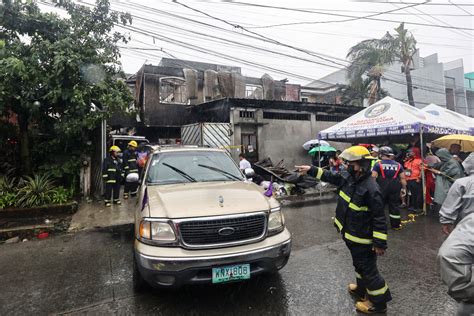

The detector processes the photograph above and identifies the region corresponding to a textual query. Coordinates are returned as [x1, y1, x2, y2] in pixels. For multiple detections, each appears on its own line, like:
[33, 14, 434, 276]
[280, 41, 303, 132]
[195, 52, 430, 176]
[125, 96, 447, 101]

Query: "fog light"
[155, 275, 176, 286]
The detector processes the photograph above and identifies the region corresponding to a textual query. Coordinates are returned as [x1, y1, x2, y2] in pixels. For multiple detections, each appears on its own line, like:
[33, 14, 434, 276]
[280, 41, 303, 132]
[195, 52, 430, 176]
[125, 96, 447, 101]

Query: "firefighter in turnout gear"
[296, 146, 391, 314]
[123, 140, 140, 199]
[103, 146, 122, 207]
[372, 146, 407, 230]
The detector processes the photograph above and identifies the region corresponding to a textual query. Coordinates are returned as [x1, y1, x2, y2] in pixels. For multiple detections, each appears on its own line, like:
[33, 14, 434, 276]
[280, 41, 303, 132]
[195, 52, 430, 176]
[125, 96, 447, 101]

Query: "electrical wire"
[200, 0, 474, 30]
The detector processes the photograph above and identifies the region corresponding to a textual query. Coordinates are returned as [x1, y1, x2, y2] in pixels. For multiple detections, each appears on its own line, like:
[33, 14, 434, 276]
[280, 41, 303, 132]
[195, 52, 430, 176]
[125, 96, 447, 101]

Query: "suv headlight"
[139, 220, 177, 243]
[268, 207, 284, 235]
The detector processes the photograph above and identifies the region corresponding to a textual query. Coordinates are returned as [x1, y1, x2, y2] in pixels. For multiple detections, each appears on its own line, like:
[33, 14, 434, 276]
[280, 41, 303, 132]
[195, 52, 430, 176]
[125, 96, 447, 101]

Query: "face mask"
[347, 164, 357, 176]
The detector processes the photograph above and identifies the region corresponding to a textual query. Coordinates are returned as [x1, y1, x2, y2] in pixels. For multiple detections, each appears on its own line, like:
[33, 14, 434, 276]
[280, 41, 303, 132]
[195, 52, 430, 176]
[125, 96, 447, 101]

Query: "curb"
[0, 202, 79, 219]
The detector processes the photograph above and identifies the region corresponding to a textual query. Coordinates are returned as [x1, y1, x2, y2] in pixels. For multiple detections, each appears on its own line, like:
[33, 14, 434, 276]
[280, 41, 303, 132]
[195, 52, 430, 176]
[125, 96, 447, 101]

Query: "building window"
[316, 114, 348, 122]
[263, 112, 310, 121]
[301, 97, 308, 103]
[446, 88, 455, 111]
[245, 84, 263, 99]
[239, 110, 255, 118]
[160, 77, 188, 104]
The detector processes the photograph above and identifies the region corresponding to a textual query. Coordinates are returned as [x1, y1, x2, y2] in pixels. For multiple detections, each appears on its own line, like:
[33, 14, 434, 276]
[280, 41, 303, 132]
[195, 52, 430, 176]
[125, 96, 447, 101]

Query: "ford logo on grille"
[218, 227, 235, 236]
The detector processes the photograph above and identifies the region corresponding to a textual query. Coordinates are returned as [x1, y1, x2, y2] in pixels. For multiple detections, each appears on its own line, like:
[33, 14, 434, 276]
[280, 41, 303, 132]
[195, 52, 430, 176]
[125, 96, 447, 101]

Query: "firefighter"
[296, 145, 391, 314]
[372, 146, 407, 230]
[123, 140, 140, 199]
[102, 146, 122, 207]
[370, 146, 381, 170]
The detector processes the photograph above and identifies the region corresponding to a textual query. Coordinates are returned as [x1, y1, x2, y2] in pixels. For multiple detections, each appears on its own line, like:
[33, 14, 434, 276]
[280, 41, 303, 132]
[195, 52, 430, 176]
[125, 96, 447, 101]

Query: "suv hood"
[146, 181, 274, 218]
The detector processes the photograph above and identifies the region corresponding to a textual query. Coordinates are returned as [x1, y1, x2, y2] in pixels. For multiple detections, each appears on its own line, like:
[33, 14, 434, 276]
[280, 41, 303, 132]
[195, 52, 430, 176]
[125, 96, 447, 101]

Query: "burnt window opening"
[239, 110, 255, 118]
[245, 84, 263, 99]
[160, 77, 188, 104]
[263, 112, 310, 121]
[316, 114, 348, 122]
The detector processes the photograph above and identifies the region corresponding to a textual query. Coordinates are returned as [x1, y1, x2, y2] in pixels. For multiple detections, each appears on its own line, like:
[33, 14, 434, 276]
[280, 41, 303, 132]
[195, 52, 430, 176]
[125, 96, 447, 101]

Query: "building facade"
[304, 51, 473, 117]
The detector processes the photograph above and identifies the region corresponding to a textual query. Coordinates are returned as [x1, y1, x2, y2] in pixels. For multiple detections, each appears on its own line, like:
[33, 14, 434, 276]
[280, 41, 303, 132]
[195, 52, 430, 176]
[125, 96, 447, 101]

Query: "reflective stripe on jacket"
[309, 166, 388, 249]
[122, 149, 139, 175]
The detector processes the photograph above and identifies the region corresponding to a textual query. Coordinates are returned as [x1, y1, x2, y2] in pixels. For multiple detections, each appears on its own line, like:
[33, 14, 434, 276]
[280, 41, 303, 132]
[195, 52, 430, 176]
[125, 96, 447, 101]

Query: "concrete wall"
[230, 108, 349, 169]
[444, 59, 469, 115]
[381, 62, 447, 108]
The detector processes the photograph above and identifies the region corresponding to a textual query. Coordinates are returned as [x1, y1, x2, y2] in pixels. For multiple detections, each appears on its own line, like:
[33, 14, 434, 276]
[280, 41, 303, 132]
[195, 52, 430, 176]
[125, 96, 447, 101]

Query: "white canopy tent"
[318, 97, 471, 143]
[421, 103, 474, 136]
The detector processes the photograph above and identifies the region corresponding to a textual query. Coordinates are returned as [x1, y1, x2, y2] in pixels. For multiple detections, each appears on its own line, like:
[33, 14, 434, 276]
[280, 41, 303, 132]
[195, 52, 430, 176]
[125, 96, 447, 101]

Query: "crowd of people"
[316, 142, 468, 221]
[299, 141, 473, 314]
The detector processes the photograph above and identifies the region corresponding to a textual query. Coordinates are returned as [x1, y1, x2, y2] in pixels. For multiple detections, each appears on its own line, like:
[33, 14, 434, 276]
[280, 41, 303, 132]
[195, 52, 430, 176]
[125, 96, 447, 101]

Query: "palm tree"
[338, 78, 390, 107]
[379, 23, 418, 106]
[346, 40, 393, 105]
[346, 23, 418, 107]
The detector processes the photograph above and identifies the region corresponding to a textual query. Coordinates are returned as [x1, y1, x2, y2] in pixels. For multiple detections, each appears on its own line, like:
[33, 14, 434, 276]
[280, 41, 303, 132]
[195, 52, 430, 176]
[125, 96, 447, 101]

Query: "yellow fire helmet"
[109, 145, 121, 152]
[339, 145, 376, 162]
[128, 140, 138, 148]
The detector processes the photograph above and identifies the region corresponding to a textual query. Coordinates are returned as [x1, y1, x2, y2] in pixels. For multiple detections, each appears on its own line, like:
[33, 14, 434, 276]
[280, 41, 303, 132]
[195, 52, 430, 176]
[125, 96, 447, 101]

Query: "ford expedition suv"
[133, 146, 291, 289]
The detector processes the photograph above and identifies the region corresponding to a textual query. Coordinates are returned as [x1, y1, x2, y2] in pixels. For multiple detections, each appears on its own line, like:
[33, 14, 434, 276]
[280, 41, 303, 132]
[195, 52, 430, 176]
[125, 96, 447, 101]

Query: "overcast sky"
[53, 0, 474, 85]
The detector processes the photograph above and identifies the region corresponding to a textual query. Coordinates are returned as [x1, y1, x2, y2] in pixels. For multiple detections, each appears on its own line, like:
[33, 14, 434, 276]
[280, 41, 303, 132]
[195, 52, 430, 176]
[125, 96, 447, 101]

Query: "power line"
[449, 0, 474, 15]
[248, 1, 431, 28]
[396, 3, 474, 39]
[206, 1, 474, 30]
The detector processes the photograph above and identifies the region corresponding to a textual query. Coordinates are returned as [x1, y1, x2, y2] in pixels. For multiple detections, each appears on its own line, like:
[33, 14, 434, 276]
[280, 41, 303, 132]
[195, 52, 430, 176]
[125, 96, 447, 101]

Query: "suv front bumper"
[134, 228, 291, 287]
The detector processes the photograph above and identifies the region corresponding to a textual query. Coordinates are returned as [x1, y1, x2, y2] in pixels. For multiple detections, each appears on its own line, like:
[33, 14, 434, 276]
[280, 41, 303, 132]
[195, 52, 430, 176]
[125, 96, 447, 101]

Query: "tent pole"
[318, 146, 322, 198]
[419, 128, 427, 215]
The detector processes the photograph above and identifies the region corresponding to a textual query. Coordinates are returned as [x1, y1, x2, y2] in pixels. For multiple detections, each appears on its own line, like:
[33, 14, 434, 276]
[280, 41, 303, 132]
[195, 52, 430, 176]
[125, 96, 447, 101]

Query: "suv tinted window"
[147, 151, 243, 185]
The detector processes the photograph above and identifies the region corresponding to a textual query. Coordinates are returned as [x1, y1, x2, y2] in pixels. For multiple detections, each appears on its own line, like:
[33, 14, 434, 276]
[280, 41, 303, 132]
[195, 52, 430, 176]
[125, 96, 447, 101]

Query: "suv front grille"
[178, 213, 266, 248]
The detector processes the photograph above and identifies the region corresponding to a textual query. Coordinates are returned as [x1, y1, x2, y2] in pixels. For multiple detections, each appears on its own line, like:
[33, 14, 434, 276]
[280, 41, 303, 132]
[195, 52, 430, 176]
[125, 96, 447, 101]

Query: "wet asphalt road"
[0, 199, 456, 315]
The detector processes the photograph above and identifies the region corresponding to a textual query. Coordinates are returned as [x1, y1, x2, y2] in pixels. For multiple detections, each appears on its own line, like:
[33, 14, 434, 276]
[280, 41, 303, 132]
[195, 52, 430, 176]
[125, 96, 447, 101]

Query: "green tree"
[0, 0, 133, 178]
[346, 41, 392, 105]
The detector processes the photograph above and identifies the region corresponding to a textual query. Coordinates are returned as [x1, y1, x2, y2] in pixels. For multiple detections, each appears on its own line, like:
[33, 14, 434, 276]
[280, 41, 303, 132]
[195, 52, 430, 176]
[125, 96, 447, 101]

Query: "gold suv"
[133, 146, 291, 289]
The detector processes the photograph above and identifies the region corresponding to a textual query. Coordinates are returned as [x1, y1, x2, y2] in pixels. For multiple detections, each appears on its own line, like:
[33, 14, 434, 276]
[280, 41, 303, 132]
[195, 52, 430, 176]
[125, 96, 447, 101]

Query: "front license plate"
[212, 264, 250, 284]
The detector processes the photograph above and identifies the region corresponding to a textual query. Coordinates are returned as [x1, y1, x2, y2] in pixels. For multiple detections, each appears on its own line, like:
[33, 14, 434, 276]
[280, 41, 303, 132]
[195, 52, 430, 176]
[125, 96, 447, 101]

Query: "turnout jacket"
[309, 166, 388, 249]
[122, 149, 139, 176]
[102, 156, 122, 184]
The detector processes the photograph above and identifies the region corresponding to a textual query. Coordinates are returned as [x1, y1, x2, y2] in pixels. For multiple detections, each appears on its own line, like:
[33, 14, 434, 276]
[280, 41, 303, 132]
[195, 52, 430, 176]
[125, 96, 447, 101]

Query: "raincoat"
[438, 213, 474, 311]
[431, 148, 463, 205]
[438, 153, 474, 313]
[439, 153, 474, 225]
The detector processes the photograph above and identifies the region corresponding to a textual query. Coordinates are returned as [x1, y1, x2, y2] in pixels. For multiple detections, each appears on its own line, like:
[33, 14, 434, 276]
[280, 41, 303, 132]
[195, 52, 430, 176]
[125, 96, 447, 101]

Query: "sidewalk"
[68, 198, 135, 232]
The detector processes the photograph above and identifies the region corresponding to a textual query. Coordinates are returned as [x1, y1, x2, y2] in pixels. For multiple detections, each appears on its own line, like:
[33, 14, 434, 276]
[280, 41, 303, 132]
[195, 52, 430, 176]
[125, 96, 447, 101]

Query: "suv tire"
[133, 253, 148, 292]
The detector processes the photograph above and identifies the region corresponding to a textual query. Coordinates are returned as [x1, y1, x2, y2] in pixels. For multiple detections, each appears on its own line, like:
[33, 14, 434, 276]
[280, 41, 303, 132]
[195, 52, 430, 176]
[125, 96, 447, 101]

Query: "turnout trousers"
[347, 242, 392, 305]
[124, 181, 139, 196]
[104, 182, 121, 204]
[379, 179, 402, 228]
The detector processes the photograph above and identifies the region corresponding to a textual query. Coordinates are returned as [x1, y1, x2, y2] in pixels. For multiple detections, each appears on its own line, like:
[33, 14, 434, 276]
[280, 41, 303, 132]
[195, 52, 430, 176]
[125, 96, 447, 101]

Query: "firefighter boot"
[355, 300, 387, 314]
[348, 284, 366, 302]
[123, 193, 129, 200]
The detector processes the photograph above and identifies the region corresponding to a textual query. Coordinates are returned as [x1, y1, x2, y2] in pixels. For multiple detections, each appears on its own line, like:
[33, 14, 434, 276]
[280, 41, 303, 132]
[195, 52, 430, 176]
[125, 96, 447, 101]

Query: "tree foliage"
[338, 78, 390, 107]
[0, 0, 133, 181]
[346, 23, 417, 106]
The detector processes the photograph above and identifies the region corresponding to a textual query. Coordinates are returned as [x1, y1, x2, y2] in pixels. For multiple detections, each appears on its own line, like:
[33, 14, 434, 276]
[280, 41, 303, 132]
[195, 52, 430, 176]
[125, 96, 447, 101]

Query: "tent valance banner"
[318, 97, 471, 141]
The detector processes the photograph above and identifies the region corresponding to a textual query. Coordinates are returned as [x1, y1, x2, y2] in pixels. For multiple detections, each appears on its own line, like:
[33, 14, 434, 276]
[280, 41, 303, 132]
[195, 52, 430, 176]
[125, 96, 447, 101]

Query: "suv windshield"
[146, 151, 243, 185]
